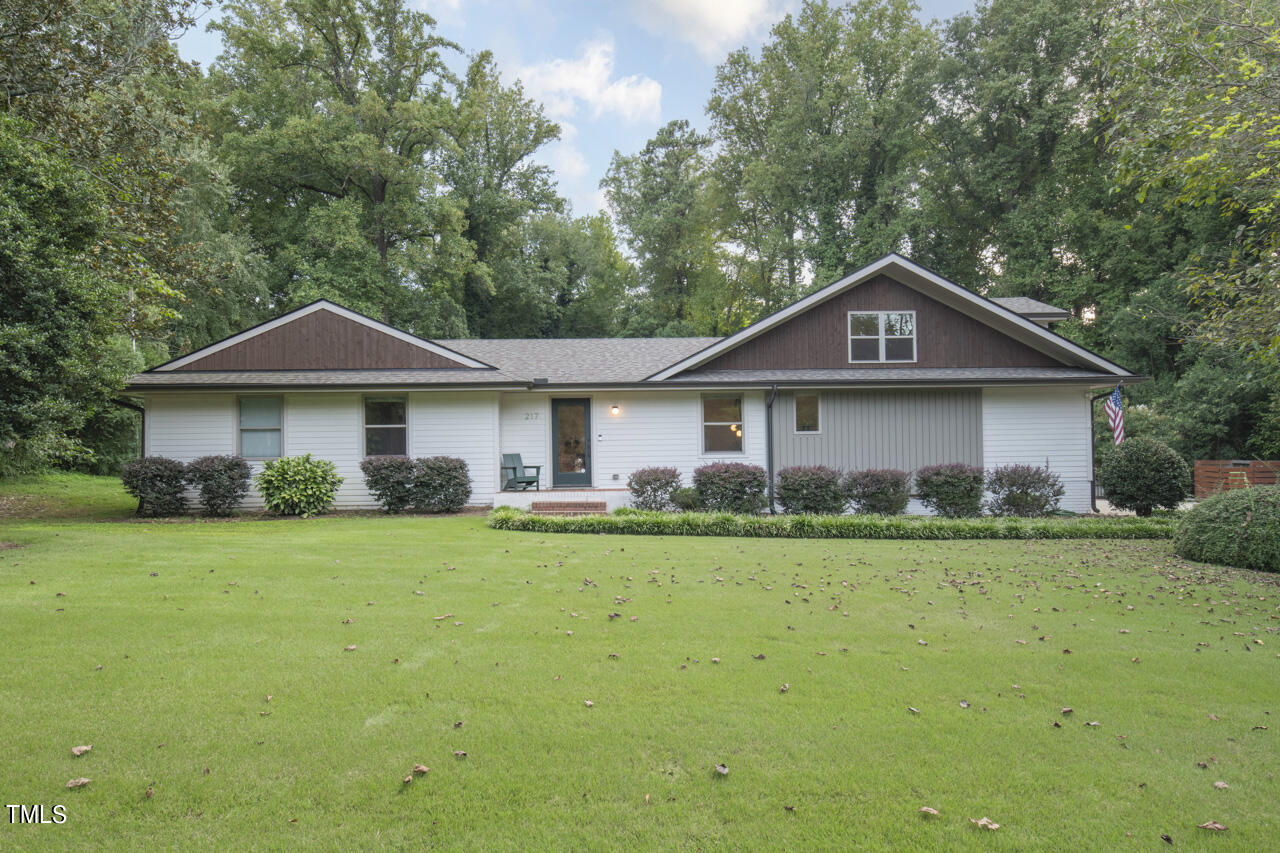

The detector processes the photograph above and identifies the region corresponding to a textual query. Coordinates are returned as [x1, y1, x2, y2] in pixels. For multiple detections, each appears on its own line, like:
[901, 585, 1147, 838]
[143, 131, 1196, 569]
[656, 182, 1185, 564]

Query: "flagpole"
[1089, 383, 1123, 513]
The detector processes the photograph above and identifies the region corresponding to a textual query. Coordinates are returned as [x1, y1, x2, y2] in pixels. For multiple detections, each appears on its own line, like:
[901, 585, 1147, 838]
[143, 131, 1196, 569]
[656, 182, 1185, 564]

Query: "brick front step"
[529, 501, 608, 516]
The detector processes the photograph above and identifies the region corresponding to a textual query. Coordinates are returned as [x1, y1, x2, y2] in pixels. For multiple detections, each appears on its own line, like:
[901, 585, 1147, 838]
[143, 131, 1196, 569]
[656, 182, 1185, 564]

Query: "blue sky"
[175, 1, 974, 215]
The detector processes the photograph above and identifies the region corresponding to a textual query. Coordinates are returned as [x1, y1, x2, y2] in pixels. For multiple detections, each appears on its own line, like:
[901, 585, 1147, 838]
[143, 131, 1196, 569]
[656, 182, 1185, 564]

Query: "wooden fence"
[1193, 460, 1280, 498]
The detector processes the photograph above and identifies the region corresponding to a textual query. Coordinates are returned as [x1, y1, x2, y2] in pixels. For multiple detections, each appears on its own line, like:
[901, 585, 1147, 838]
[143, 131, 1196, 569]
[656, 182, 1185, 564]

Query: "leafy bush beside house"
[360, 455, 471, 513]
[185, 455, 252, 517]
[671, 486, 702, 511]
[914, 463, 985, 518]
[412, 456, 471, 513]
[627, 467, 682, 511]
[256, 454, 343, 517]
[985, 464, 1064, 518]
[121, 457, 188, 517]
[693, 462, 768, 514]
[360, 456, 417, 513]
[1098, 437, 1191, 516]
[843, 468, 910, 515]
[775, 466, 846, 514]
[1174, 486, 1280, 572]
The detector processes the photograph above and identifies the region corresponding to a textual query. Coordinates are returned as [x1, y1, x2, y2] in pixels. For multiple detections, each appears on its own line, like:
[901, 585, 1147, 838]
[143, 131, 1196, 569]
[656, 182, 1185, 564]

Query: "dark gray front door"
[551, 399, 591, 487]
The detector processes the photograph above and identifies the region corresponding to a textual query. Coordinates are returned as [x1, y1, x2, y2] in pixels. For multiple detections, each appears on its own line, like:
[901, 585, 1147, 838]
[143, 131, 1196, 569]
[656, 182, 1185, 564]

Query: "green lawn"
[1, 478, 1277, 850]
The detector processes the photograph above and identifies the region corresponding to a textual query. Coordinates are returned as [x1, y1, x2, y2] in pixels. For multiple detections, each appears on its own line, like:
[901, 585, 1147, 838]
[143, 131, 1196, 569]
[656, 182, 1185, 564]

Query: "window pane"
[849, 313, 879, 336]
[703, 396, 742, 423]
[365, 426, 407, 456]
[795, 394, 819, 432]
[364, 398, 406, 426]
[241, 429, 281, 458]
[884, 312, 914, 336]
[240, 396, 281, 428]
[704, 424, 743, 452]
[849, 338, 879, 361]
[885, 337, 915, 361]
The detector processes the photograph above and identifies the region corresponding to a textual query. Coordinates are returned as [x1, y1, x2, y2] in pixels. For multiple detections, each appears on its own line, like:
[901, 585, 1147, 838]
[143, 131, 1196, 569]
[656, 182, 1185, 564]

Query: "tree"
[207, 0, 471, 334]
[440, 52, 563, 337]
[0, 116, 122, 471]
[602, 119, 724, 330]
[1103, 0, 1280, 372]
[707, 0, 935, 306]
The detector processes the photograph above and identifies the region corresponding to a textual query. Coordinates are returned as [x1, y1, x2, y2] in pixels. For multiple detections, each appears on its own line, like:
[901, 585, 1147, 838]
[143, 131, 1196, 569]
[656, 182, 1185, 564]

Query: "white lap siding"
[981, 387, 1093, 513]
[408, 391, 499, 506]
[591, 391, 767, 490]
[499, 392, 551, 490]
[281, 393, 366, 508]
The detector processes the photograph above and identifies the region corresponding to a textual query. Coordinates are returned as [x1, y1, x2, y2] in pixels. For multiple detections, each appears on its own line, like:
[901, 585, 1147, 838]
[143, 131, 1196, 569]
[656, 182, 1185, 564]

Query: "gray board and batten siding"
[771, 389, 982, 473]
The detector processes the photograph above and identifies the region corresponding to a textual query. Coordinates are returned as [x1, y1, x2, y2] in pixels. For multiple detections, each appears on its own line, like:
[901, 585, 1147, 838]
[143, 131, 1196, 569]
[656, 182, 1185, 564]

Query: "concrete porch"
[496, 487, 630, 513]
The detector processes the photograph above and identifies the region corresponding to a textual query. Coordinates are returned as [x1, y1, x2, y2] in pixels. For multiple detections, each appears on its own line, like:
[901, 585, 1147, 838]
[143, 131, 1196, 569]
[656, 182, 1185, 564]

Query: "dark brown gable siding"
[175, 309, 471, 370]
[698, 275, 1064, 371]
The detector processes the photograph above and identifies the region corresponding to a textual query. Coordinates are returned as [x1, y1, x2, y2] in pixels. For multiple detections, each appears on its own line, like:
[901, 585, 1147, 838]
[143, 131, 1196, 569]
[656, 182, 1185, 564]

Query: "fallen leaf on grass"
[344, 645, 357, 651]
[1253, 725, 1268, 731]
[584, 700, 594, 707]
[784, 805, 796, 812]
[71, 745, 92, 757]
[145, 785, 153, 799]
[453, 751, 467, 759]
[1061, 707, 1073, 715]
[342, 618, 354, 624]
[644, 793, 650, 805]
[1213, 781, 1228, 790]
[752, 653, 766, 660]
[970, 817, 1000, 830]
[711, 657, 720, 664]
[714, 764, 729, 776]
[919, 806, 939, 816]
[1198, 821, 1228, 831]
[66, 778, 91, 788]
[1208, 713, 1219, 721]
[402, 775, 413, 784]
[413, 764, 429, 775]
[1085, 721, 1100, 727]
[908, 707, 920, 714]
[779, 684, 790, 694]
[959, 700, 970, 709]
[1161, 833, 1172, 844]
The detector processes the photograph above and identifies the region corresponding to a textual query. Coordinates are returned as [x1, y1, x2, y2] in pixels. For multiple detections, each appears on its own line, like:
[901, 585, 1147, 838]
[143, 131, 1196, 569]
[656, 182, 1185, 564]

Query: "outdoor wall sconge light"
[610, 404, 621, 416]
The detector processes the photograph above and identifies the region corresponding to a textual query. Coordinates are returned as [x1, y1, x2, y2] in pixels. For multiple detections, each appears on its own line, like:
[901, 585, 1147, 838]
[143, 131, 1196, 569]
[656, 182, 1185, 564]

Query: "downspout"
[765, 384, 778, 514]
[1088, 384, 1120, 513]
[112, 398, 146, 460]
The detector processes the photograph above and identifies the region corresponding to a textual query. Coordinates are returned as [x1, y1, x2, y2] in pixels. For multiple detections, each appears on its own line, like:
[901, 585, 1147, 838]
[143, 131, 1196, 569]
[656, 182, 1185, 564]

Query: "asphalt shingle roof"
[989, 297, 1070, 317]
[436, 337, 721, 384]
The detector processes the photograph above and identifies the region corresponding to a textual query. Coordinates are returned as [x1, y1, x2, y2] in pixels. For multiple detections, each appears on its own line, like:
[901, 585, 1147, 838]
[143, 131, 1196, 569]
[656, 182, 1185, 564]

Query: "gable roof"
[149, 300, 493, 372]
[646, 254, 1132, 381]
[439, 337, 720, 384]
[990, 296, 1071, 323]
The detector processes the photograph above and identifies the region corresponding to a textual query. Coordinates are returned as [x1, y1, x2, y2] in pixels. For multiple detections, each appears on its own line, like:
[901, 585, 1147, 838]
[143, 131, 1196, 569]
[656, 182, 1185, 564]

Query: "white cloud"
[543, 122, 590, 183]
[632, 0, 794, 62]
[517, 36, 662, 124]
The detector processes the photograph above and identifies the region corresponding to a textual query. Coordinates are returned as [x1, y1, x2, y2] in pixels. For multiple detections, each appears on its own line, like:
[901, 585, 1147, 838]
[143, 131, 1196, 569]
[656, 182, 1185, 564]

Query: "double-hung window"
[848, 311, 916, 363]
[239, 397, 282, 459]
[364, 397, 407, 456]
[702, 395, 744, 453]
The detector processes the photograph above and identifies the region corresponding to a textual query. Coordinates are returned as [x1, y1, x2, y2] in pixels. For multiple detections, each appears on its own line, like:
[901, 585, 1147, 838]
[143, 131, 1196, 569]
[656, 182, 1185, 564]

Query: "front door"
[551, 398, 591, 487]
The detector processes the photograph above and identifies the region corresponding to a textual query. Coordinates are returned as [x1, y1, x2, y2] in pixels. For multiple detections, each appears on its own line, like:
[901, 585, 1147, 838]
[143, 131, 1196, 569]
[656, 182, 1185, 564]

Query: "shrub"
[360, 456, 417, 513]
[256, 454, 343, 517]
[843, 468, 910, 515]
[671, 486, 702, 511]
[412, 456, 471, 513]
[487, 506, 1176, 540]
[693, 462, 768, 514]
[1098, 437, 1191, 516]
[914, 463, 984, 518]
[185, 455, 251, 517]
[121, 457, 188, 517]
[1174, 486, 1280, 572]
[776, 466, 846, 514]
[985, 464, 1064, 518]
[627, 466, 682, 511]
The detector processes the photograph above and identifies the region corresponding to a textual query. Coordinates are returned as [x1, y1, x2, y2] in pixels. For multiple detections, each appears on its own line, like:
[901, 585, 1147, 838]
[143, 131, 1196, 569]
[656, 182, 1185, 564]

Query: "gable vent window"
[364, 396, 407, 456]
[849, 311, 916, 363]
[239, 396, 282, 459]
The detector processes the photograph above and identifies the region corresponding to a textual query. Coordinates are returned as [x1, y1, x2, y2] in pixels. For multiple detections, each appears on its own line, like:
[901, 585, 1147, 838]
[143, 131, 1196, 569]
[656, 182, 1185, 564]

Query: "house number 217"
[523, 412, 540, 420]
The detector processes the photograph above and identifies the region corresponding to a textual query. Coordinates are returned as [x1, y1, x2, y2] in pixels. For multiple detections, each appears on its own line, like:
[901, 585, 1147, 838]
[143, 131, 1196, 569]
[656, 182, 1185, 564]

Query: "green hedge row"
[487, 506, 1176, 540]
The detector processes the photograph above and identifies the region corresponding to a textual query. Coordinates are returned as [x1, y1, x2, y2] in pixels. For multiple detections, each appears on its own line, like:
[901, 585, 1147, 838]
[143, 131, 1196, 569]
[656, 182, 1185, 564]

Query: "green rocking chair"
[501, 454, 541, 491]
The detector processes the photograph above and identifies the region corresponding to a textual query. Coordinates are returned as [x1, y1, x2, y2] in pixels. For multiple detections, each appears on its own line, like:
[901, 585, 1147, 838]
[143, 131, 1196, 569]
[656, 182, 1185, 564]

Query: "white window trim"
[362, 394, 410, 458]
[793, 392, 822, 435]
[848, 310, 917, 364]
[237, 395, 284, 460]
[701, 393, 745, 455]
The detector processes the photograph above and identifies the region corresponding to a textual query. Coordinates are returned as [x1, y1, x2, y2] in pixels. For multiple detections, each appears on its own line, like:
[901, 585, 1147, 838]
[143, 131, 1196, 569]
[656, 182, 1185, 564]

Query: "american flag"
[1104, 386, 1124, 445]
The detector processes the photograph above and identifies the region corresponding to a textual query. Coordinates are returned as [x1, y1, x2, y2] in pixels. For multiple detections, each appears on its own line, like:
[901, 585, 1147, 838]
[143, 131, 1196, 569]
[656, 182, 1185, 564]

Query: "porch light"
[610, 404, 620, 416]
